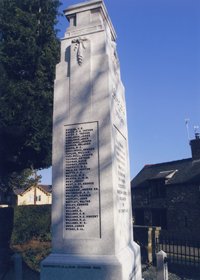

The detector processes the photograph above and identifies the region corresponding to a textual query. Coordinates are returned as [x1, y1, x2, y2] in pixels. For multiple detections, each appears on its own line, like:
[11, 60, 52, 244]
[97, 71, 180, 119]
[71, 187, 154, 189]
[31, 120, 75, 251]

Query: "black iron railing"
[156, 236, 200, 266]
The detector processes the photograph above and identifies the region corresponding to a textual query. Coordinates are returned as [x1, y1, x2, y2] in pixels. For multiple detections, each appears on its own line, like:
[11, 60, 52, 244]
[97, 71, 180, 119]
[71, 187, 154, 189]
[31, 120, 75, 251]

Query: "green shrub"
[22, 245, 51, 272]
[11, 205, 51, 244]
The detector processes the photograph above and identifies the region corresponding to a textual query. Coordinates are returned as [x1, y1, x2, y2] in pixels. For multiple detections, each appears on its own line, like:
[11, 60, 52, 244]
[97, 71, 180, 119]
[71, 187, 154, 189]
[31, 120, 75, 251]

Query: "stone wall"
[132, 183, 200, 241]
[166, 184, 200, 240]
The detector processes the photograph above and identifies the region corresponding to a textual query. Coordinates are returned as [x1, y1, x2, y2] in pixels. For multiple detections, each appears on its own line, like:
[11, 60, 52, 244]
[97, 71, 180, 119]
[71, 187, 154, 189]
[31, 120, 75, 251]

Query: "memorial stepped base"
[41, 244, 141, 280]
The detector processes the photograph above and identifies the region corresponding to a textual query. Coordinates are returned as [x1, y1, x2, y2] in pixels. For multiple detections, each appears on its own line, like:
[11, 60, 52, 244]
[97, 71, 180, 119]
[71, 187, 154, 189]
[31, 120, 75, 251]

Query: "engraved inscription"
[112, 89, 126, 127]
[65, 24, 104, 38]
[43, 264, 102, 270]
[64, 122, 100, 238]
[115, 128, 128, 214]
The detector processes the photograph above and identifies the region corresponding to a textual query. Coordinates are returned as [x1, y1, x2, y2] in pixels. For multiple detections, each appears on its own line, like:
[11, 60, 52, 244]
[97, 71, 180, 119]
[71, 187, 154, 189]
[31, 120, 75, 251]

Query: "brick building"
[131, 134, 200, 240]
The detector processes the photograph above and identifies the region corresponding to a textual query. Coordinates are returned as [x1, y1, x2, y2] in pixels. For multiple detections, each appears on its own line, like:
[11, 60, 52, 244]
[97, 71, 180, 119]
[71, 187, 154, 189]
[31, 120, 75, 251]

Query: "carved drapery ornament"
[72, 37, 88, 66]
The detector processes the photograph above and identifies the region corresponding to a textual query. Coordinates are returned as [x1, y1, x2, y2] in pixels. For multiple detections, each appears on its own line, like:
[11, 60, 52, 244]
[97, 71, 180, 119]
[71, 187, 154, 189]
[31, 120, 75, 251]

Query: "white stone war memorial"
[41, 0, 142, 279]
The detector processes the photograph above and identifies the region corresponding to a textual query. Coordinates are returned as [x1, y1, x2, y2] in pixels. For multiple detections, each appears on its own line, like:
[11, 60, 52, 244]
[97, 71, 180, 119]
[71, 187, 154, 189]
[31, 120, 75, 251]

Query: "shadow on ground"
[142, 264, 200, 280]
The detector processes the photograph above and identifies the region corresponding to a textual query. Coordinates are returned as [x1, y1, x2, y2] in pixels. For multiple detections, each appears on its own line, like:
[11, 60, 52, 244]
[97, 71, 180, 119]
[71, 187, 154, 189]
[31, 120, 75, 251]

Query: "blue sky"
[39, 0, 200, 183]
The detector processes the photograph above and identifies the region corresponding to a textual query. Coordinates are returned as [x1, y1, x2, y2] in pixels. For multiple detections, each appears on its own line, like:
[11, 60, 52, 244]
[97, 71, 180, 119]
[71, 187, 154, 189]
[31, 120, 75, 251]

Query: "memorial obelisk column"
[41, 1, 142, 279]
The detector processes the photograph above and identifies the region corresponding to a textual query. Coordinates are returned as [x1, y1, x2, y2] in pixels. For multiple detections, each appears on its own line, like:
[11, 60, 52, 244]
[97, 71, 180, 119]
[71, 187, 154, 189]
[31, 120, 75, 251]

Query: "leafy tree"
[0, 168, 41, 194]
[0, 0, 61, 187]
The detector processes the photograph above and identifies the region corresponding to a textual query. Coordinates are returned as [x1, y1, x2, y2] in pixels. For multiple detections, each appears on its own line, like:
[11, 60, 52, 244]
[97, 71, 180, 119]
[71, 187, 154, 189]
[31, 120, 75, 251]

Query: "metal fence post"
[147, 227, 153, 263]
[156, 250, 168, 280]
[153, 227, 161, 264]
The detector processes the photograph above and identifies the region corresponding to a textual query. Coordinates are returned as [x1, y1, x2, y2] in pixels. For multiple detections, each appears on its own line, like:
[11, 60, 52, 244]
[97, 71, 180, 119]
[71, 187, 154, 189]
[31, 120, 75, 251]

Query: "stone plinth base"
[40, 243, 142, 280]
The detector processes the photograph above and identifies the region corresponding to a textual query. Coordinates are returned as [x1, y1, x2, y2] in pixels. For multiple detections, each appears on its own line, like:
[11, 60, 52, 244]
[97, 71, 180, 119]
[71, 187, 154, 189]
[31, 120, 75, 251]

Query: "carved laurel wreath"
[72, 37, 88, 66]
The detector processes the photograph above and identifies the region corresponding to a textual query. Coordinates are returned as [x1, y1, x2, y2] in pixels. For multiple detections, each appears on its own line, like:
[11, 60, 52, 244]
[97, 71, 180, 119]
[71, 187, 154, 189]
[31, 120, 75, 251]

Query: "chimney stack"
[190, 132, 200, 160]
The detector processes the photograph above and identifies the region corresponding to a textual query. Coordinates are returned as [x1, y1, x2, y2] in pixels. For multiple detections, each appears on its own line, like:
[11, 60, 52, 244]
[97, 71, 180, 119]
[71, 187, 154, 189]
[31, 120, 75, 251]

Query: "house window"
[149, 179, 166, 199]
[151, 209, 167, 229]
[36, 195, 41, 202]
[134, 209, 145, 225]
[29, 194, 34, 203]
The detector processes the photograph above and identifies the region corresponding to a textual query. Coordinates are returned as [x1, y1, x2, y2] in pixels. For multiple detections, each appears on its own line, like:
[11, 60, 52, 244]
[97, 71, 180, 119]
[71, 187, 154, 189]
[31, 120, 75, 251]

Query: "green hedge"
[11, 205, 51, 244]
